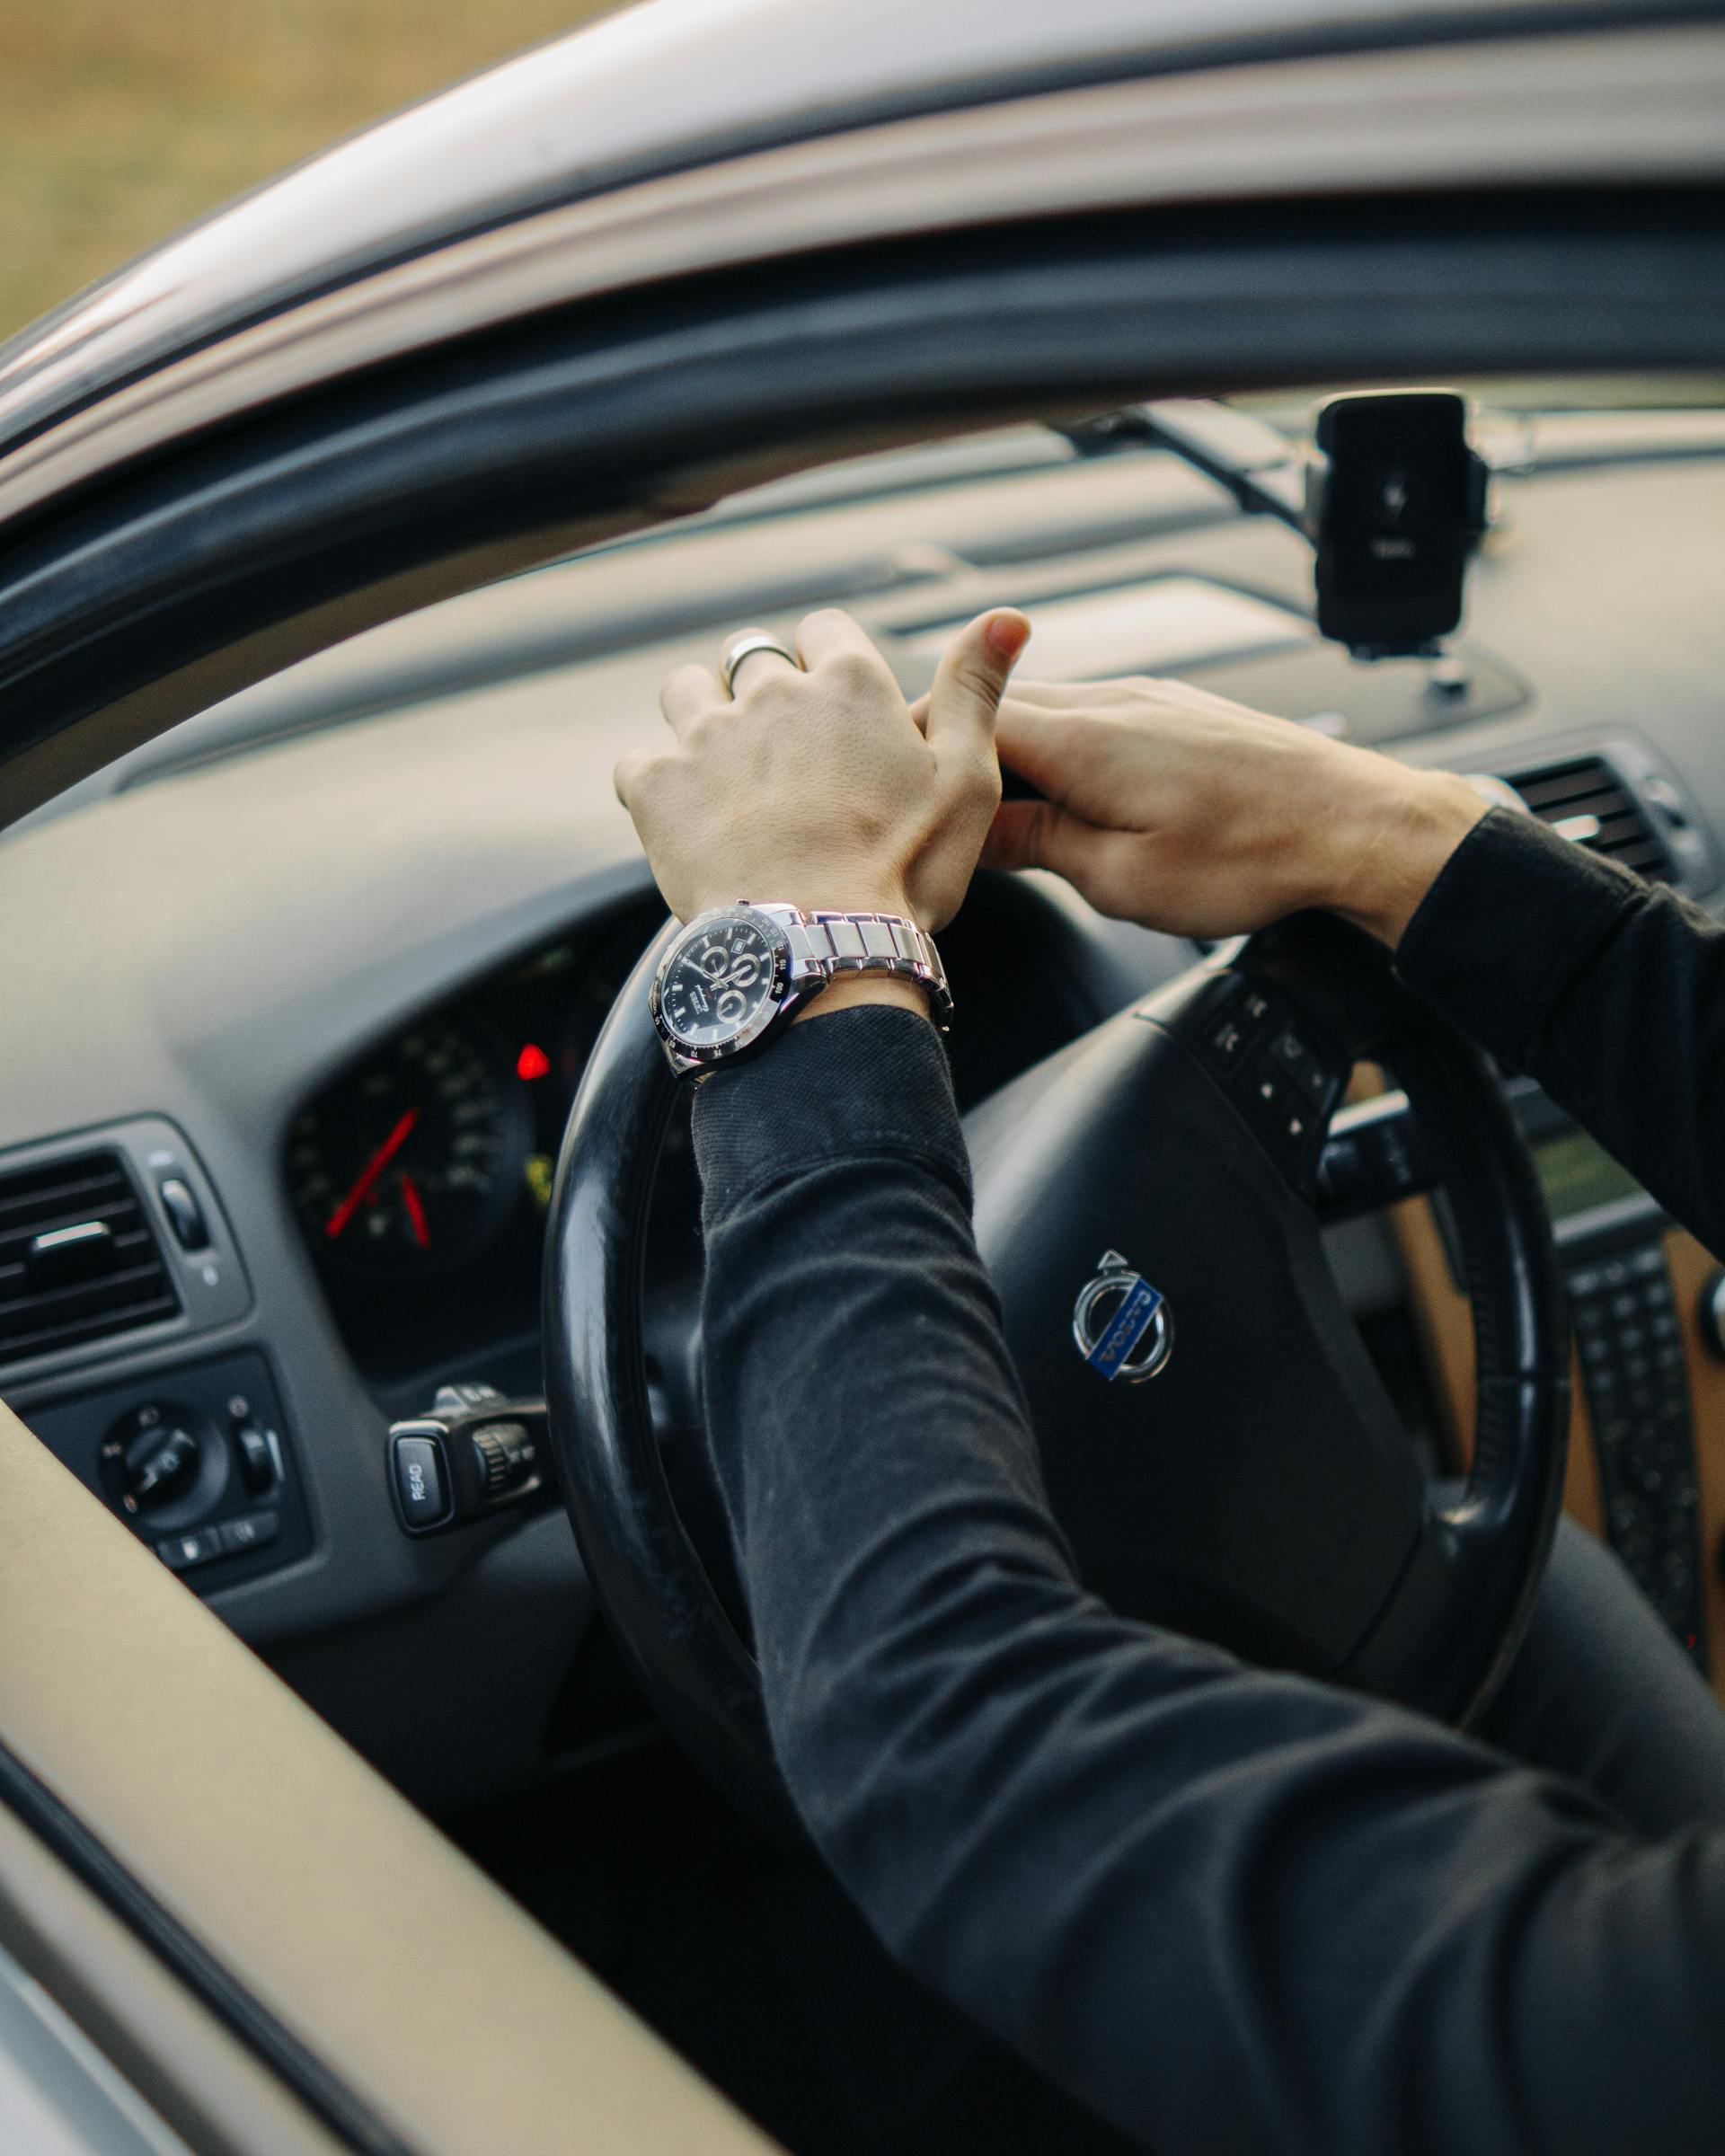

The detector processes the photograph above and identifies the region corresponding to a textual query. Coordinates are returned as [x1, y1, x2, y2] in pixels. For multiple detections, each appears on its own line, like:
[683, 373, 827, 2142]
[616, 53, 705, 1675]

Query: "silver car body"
[0, 0, 1720, 537]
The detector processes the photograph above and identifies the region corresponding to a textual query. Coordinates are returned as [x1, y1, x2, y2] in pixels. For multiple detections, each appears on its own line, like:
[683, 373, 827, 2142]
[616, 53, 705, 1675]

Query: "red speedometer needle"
[325, 1109, 419, 1241]
[400, 1172, 431, 1250]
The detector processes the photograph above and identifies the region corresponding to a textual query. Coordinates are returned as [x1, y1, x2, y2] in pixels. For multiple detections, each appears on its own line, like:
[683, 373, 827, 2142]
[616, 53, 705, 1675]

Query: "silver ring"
[721, 631, 800, 696]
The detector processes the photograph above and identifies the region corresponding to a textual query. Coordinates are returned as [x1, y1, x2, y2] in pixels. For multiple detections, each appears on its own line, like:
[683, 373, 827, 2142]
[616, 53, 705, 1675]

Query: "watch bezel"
[650, 905, 794, 1073]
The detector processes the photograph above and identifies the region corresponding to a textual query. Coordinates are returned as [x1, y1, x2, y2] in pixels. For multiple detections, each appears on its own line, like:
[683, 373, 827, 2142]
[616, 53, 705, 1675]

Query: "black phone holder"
[1065, 392, 1491, 662]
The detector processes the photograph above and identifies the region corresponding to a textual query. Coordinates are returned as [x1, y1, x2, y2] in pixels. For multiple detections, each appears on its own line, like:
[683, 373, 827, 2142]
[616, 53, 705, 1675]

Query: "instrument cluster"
[284, 900, 672, 1383]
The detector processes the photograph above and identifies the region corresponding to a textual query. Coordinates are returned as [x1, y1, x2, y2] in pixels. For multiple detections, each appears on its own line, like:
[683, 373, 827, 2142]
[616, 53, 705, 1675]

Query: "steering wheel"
[544, 905, 1570, 1828]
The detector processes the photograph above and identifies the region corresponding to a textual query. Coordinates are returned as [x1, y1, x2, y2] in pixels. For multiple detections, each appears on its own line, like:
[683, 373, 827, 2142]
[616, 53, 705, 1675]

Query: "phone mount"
[1061, 392, 1491, 662]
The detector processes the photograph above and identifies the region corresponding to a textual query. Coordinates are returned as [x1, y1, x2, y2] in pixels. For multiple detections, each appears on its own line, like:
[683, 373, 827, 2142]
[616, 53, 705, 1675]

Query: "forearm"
[693, 1007, 1725, 2155]
[1394, 808, 1725, 1257]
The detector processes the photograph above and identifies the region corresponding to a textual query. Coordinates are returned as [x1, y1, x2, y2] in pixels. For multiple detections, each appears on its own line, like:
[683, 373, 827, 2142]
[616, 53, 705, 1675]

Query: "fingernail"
[986, 611, 1031, 661]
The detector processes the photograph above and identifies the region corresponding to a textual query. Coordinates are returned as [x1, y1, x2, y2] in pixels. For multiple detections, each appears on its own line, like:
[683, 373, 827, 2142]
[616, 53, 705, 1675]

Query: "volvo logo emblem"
[1072, 1250, 1173, 1383]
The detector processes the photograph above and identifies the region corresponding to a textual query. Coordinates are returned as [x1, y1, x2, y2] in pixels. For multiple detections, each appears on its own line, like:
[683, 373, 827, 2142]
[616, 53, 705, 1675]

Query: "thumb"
[924, 609, 1030, 767]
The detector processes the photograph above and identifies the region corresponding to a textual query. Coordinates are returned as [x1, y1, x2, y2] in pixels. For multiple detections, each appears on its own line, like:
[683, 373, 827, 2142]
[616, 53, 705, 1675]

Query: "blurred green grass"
[0, 0, 616, 343]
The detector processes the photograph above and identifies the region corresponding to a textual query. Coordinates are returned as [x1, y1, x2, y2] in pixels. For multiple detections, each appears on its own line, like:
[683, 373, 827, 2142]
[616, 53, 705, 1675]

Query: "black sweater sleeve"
[693, 1003, 1725, 2156]
[1396, 806, 1725, 1257]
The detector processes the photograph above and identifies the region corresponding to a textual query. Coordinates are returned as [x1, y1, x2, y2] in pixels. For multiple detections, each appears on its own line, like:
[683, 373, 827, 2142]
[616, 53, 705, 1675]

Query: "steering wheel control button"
[1267, 1023, 1337, 1110]
[155, 1173, 211, 1250]
[1191, 981, 1276, 1083]
[1189, 975, 1349, 1191]
[1243, 1061, 1320, 1167]
[1203, 1012, 1254, 1069]
[390, 1431, 452, 1532]
[1072, 1250, 1173, 1383]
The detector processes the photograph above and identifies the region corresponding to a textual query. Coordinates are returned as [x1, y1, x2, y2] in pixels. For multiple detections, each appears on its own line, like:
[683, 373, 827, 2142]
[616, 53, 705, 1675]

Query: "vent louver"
[0, 1151, 180, 1366]
[1502, 755, 1673, 884]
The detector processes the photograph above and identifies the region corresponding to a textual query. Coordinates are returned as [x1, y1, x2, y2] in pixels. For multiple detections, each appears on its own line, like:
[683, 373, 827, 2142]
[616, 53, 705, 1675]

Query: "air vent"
[1501, 755, 1674, 883]
[0, 1151, 180, 1366]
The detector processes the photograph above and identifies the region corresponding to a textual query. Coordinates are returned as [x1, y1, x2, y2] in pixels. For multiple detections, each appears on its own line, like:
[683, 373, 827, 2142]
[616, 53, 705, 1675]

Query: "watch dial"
[661, 917, 780, 1048]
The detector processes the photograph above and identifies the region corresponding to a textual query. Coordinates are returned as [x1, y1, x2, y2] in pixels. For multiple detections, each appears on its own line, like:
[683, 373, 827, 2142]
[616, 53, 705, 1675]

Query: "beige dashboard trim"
[0, 22, 1721, 541]
[0, 1398, 776, 2155]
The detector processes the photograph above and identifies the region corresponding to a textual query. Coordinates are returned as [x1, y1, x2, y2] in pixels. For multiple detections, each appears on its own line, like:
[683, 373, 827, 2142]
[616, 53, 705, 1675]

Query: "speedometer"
[287, 1013, 531, 1283]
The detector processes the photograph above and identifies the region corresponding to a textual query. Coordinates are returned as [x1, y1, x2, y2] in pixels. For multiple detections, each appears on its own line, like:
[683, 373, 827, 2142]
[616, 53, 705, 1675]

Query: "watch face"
[658, 912, 784, 1053]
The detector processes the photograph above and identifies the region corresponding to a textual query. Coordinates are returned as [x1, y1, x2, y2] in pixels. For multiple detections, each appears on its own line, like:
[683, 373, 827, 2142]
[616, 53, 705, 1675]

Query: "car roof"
[0, 0, 1688, 463]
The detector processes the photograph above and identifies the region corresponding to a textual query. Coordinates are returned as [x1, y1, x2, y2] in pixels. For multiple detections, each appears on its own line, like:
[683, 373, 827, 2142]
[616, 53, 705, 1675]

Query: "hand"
[616, 606, 1029, 935]
[979, 675, 1488, 947]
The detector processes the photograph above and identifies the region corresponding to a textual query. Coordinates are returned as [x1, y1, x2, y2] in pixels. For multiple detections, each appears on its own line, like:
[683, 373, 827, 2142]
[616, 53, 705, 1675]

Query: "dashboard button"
[219, 1509, 280, 1556]
[156, 1174, 210, 1251]
[157, 1526, 224, 1571]
[234, 1423, 276, 1494]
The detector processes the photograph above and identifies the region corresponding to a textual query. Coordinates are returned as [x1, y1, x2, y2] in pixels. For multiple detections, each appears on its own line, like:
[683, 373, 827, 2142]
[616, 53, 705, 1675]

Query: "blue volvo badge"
[1072, 1250, 1174, 1383]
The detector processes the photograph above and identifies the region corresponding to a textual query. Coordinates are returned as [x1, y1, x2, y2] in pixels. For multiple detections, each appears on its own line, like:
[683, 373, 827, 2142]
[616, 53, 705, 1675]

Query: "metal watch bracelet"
[761, 904, 953, 1030]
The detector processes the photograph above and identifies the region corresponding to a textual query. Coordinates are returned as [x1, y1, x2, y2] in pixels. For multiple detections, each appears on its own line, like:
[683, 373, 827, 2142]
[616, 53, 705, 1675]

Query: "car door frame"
[1, 18, 1723, 2152]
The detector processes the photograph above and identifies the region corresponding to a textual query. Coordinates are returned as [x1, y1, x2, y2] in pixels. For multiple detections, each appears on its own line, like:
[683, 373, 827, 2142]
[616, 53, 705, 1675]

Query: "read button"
[390, 1434, 450, 1531]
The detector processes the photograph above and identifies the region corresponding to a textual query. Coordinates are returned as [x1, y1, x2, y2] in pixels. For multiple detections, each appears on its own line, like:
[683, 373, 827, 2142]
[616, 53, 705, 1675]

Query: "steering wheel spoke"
[965, 959, 1429, 1681]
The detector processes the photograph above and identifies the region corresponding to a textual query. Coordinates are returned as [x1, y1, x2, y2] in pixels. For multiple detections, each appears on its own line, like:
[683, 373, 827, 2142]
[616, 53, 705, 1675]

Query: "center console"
[1513, 1081, 1708, 1666]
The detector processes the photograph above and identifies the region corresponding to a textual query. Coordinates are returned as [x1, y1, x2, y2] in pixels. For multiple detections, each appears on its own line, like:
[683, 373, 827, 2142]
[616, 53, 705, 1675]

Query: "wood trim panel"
[1388, 1197, 1725, 1705]
[1663, 1234, 1725, 1700]
[1389, 1193, 1605, 1537]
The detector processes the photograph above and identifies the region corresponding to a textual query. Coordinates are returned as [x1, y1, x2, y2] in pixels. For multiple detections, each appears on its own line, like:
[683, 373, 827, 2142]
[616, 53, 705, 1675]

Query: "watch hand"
[325, 1108, 419, 1240]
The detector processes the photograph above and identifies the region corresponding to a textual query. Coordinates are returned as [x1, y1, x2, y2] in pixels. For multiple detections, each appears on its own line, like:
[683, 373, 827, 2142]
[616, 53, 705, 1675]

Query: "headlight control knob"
[99, 1402, 224, 1522]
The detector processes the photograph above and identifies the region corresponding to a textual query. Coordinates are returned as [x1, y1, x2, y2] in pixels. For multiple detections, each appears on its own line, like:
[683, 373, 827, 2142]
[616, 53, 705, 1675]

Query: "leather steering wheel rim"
[544, 906, 1570, 1825]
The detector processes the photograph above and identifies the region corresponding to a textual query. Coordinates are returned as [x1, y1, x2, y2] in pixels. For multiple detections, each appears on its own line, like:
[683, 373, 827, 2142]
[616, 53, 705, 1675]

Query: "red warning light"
[517, 1042, 552, 1082]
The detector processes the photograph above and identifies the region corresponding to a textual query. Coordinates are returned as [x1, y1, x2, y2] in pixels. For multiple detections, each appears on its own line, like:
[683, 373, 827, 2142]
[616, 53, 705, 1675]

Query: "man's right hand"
[979, 675, 1489, 948]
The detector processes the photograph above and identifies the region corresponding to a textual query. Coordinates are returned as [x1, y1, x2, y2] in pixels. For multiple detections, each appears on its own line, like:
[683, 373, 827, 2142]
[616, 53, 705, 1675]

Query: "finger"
[994, 678, 1100, 707]
[979, 798, 1141, 909]
[614, 747, 662, 811]
[720, 627, 801, 698]
[795, 606, 895, 678]
[659, 665, 726, 738]
[924, 609, 1031, 765]
[907, 691, 932, 735]
[993, 700, 1088, 805]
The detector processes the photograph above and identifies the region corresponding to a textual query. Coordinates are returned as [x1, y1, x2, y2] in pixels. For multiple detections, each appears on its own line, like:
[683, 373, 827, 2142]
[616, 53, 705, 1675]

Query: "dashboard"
[3, 410, 1724, 1813]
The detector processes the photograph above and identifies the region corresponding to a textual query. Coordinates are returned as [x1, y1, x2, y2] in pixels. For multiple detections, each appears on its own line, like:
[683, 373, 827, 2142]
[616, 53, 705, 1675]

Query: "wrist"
[1317, 761, 1490, 948]
[687, 879, 913, 924]
[794, 972, 931, 1025]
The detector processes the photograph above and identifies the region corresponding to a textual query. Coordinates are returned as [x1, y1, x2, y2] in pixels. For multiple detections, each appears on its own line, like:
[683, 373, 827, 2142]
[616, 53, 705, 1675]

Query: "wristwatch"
[650, 902, 952, 1077]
